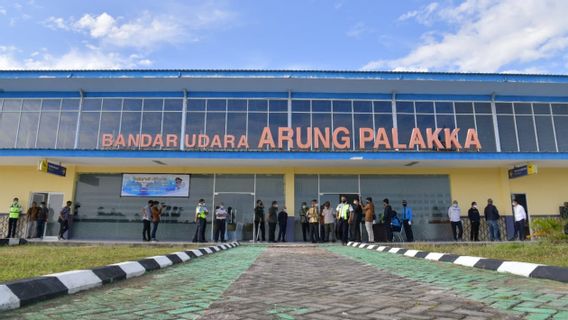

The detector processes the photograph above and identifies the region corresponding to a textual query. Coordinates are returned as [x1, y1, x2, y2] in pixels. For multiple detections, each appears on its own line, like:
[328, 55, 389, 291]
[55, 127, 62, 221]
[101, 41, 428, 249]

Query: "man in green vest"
[193, 199, 209, 243]
[7, 197, 22, 238]
[335, 196, 353, 245]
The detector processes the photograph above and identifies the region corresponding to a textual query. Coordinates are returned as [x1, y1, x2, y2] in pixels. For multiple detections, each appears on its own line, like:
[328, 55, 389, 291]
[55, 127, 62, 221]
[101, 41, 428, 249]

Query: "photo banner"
[121, 174, 190, 197]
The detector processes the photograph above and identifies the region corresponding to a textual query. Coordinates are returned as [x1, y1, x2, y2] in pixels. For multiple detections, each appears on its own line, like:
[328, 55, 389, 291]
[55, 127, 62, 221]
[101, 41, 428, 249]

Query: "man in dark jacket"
[383, 198, 394, 242]
[268, 201, 278, 242]
[277, 206, 288, 242]
[468, 201, 481, 241]
[350, 199, 363, 242]
[484, 199, 501, 241]
[254, 200, 266, 242]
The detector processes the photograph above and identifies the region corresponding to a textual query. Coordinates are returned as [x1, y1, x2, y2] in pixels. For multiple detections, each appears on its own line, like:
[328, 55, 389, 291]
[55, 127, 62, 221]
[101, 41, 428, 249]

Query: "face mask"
[473, 205, 478, 209]
[220, 205, 224, 209]
[302, 205, 306, 209]
[453, 204, 458, 207]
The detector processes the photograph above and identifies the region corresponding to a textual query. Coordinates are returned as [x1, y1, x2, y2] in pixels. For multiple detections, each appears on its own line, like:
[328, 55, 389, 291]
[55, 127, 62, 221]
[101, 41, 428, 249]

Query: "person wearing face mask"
[214, 202, 228, 242]
[268, 201, 278, 243]
[307, 200, 320, 243]
[512, 199, 527, 241]
[299, 202, 309, 242]
[350, 198, 363, 242]
[277, 206, 288, 242]
[7, 197, 22, 238]
[401, 200, 414, 242]
[383, 198, 394, 242]
[448, 200, 463, 241]
[468, 201, 481, 241]
[193, 199, 209, 243]
[254, 200, 266, 242]
[336, 196, 353, 245]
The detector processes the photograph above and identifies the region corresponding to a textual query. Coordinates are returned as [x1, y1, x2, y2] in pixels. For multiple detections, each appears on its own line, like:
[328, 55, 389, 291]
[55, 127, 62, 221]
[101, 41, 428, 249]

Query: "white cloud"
[0, 6, 7, 15]
[364, 0, 568, 73]
[398, 2, 439, 25]
[346, 22, 372, 38]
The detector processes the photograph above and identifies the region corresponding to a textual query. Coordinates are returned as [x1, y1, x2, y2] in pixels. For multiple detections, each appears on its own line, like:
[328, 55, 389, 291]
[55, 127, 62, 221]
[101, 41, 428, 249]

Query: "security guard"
[7, 197, 22, 238]
[307, 199, 320, 243]
[193, 199, 209, 243]
[336, 196, 353, 245]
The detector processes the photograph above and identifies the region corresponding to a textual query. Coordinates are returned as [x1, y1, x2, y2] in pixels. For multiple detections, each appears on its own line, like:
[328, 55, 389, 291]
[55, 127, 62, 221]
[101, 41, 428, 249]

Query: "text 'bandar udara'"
[101, 127, 482, 150]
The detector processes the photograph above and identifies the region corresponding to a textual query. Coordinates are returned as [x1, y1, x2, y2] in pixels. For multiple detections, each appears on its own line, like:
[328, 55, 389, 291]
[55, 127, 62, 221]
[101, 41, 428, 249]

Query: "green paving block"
[525, 313, 554, 320]
[513, 307, 557, 314]
[553, 311, 568, 319]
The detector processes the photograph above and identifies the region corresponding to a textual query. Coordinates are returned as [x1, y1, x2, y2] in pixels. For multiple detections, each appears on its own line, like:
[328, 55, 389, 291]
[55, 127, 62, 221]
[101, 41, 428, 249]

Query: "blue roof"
[1, 69, 568, 83]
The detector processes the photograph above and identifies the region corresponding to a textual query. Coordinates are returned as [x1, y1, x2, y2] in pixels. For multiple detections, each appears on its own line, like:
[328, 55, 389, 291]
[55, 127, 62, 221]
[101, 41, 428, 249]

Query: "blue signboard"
[121, 174, 190, 197]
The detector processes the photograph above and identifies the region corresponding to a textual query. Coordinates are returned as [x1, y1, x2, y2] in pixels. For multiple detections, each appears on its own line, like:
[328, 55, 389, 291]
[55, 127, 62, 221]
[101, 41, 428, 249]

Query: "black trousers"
[514, 219, 526, 241]
[402, 220, 414, 242]
[59, 220, 69, 239]
[193, 218, 206, 242]
[319, 224, 325, 242]
[36, 220, 46, 238]
[268, 222, 277, 242]
[278, 223, 287, 241]
[350, 221, 361, 242]
[7, 218, 18, 238]
[470, 220, 480, 241]
[254, 220, 265, 241]
[309, 223, 319, 243]
[384, 224, 393, 242]
[301, 222, 309, 241]
[338, 219, 349, 244]
[214, 219, 226, 242]
[142, 220, 151, 241]
[451, 221, 463, 240]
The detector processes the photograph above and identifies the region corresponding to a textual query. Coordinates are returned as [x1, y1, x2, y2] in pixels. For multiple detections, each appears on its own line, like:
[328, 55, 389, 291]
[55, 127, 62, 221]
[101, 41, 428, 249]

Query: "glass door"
[212, 192, 255, 241]
[45, 193, 64, 238]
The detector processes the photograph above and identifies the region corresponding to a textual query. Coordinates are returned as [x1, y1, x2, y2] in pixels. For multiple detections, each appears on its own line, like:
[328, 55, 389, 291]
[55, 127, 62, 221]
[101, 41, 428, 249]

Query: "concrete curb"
[346, 242, 568, 283]
[0, 242, 240, 311]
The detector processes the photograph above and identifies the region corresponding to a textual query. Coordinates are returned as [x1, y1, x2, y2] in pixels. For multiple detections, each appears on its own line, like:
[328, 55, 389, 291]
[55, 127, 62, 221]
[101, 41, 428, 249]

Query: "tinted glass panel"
[248, 100, 267, 112]
[61, 99, 80, 111]
[312, 100, 331, 112]
[354, 113, 374, 150]
[17, 112, 39, 148]
[42, 99, 61, 111]
[207, 99, 226, 112]
[57, 112, 78, 149]
[454, 102, 473, 114]
[496, 103, 513, 114]
[514, 103, 532, 115]
[143, 99, 163, 111]
[396, 101, 414, 113]
[83, 99, 102, 111]
[415, 101, 434, 113]
[123, 99, 142, 111]
[206, 112, 226, 136]
[292, 100, 310, 112]
[515, 115, 537, 152]
[248, 112, 267, 149]
[311, 113, 331, 150]
[456, 115, 475, 147]
[474, 102, 492, 114]
[0, 112, 19, 147]
[141, 111, 163, 138]
[162, 112, 182, 148]
[22, 99, 41, 111]
[397, 114, 415, 147]
[375, 114, 393, 129]
[120, 112, 142, 138]
[554, 116, 568, 151]
[333, 113, 353, 149]
[164, 99, 183, 111]
[475, 115, 496, 152]
[497, 115, 518, 151]
[374, 101, 391, 113]
[186, 112, 205, 135]
[269, 112, 287, 147]
[333, 100, 351, 113]
[435, 102, 453, 114]
[353, 101, 372, 113]
[188, 99, 206, 111]
[533, 103, 550, 115]
[226, 112, 246, 137]
[78, 112, 100, 148]
[270, 100, 288, 112]
[3, 99, 22, 111]
[102, 99, 122, 111]
[436, 114, 455, 129]
[100, 112, 120, 140]
[36, 112, 59, 148]
[535, 116, 556, 152]
[416, 114, 435, 128]
[552, 104, 568, 115]
[228, 99, 247, 112]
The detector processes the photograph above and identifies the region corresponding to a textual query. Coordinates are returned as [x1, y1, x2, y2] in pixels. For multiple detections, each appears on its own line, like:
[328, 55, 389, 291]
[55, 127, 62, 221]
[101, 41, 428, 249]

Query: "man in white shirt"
[448, 200, 463, 241]
[512, 200, 527, 241]
[214, 203, 228, 242]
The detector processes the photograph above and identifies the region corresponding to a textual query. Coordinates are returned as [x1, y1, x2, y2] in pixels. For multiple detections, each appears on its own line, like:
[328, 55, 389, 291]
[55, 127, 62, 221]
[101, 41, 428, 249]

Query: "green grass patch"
[0, 244, 202, 282]
[400, 242, 568, 267]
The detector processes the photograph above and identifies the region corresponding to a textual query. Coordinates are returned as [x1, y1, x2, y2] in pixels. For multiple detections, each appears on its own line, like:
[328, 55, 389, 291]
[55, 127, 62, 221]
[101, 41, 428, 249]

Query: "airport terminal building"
[0, 70, 567, 241]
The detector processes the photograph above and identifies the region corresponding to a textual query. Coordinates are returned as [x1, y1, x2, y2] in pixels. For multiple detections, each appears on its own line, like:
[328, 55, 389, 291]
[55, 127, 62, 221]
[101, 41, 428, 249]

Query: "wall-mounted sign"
[38, 160, 67, 177]
[101, 127, 482, 151]
[121, 174, 190, 197]
[508, 164, 538, 179]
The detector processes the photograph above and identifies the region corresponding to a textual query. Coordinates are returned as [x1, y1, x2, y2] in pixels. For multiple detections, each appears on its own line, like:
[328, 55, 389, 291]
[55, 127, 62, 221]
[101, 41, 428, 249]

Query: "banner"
[121, 174, 190, 197]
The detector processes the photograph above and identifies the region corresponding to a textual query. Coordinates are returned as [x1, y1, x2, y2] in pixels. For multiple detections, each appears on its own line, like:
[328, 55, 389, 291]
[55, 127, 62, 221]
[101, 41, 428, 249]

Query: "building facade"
[0, 70, 567, 241]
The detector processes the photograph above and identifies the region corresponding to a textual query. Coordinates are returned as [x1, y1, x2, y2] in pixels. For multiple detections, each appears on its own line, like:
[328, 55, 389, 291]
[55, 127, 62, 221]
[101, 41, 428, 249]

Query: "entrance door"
[212, 192, 255, 241]
[511, 193, 530, 238]
[45, 193, 64, 238]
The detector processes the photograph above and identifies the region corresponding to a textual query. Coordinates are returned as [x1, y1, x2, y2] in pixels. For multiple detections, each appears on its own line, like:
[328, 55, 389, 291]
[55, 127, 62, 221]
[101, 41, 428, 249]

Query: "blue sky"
[1, 0, 568, 73]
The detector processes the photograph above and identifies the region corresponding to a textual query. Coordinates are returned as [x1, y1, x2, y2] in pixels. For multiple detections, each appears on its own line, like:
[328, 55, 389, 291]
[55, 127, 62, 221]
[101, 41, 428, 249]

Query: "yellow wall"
[1, 164, 565, 217]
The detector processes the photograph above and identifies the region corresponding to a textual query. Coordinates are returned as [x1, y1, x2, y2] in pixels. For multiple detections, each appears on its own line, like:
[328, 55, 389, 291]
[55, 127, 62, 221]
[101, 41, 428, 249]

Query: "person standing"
[468, 202, 481, 241]
[36, 202, 48, 238]
[448, 200, 463, 241]
[307, 200, 320, 243]
[350, 199, 363, 242]
[512, 200, 527, 241]
[336, 196, 353, 245]
[363, 198, 375, 243]
[141, 200, 153, 241]
[277, 206, 288, 242]
[6, 198, 22, 238]
[58, 201, 72, 240]
[26, 201, 40, 239]
[484, 199, 501, 241]
[401, 200, 414, 242]
[299, 202, 309, 242]
[383, 199, 394, 242]
[214, 203, 228, 242]
[254, 200, 266, 242]
[268, 201, 278, 243]
[193, 199, 208, 243]
[151, 201, 164, 242]
[322, 201, 336, 242]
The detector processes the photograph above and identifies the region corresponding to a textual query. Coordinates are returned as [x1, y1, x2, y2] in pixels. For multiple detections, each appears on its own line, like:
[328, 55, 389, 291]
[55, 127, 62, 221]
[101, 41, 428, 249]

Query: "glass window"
[78, 112, 100, 149]
[123, 99, 142, 111]
[215, 174, 254, 193]
[162, 112, 182, 149]
[186, 112, 205, 136]
[312, 113, 331, 150]
[36, 112, 59, 148]
[102, 99, 122, 111]
[22, 99, 41, 111]
[164, 99, 183, 111]
[333, 113, 353, 149]
[248, 112, 267, 149]
[62, 99, 80, 111]
[57, 112, 78, 149]
[475, 115, 496, 152]
[320, 175, 358, 193]
[552, 104, 568, 115]
[354, 113, 374, 150]
[515, 115, 537, 152]
[16, 112, 39, 148]
[42, 99, 61, 112]
[226, 112, 246, 138]
[0, 112, 19, 147]
[292, 112, 310, 150]
[269, 100, 288, 112]
[554, 116, 568, 151]
[416, 114, 435, 128]
[312, 100, 331, 112]
[188, 99, 206, 111]
[454, 102, 473, 114]
[396, 101, 414, 113]
[294, 175, 318, 218]
[269, 112, 287, 145]
[207, 99, 226, 112]
[120, 112, 142, 138]
[474, 102, 492, 114]
[83, 99, 102, 111]
[228, 99, 247, 112]
[292, 100, 310, 112]
[415, 101, 434, 113]
[397, 114, 415, 147]
[255, 175, 285, 211]
[514, 103, 532, 115]
[333, 100, 351, 113]
[353, 100, 372, 113]
[374, 101, 391, 113]
[533, 103, 550, 115]
[100, 112, 120, 142]
[496, 103, 513, 114]
[248, 100, 268, 112]
[436, 114, 455, 129]
[435, 101, 453, 114]
[497, 115, 518, 152]
[143, 99, 163, 112]
[535, 116, 556, 152]
[141, 111, 163, 139]
[375, 114, 393, 129]
[3, 99, 22, 111]
[456, 115, 476, 147]
[206, 112, 226, 136]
